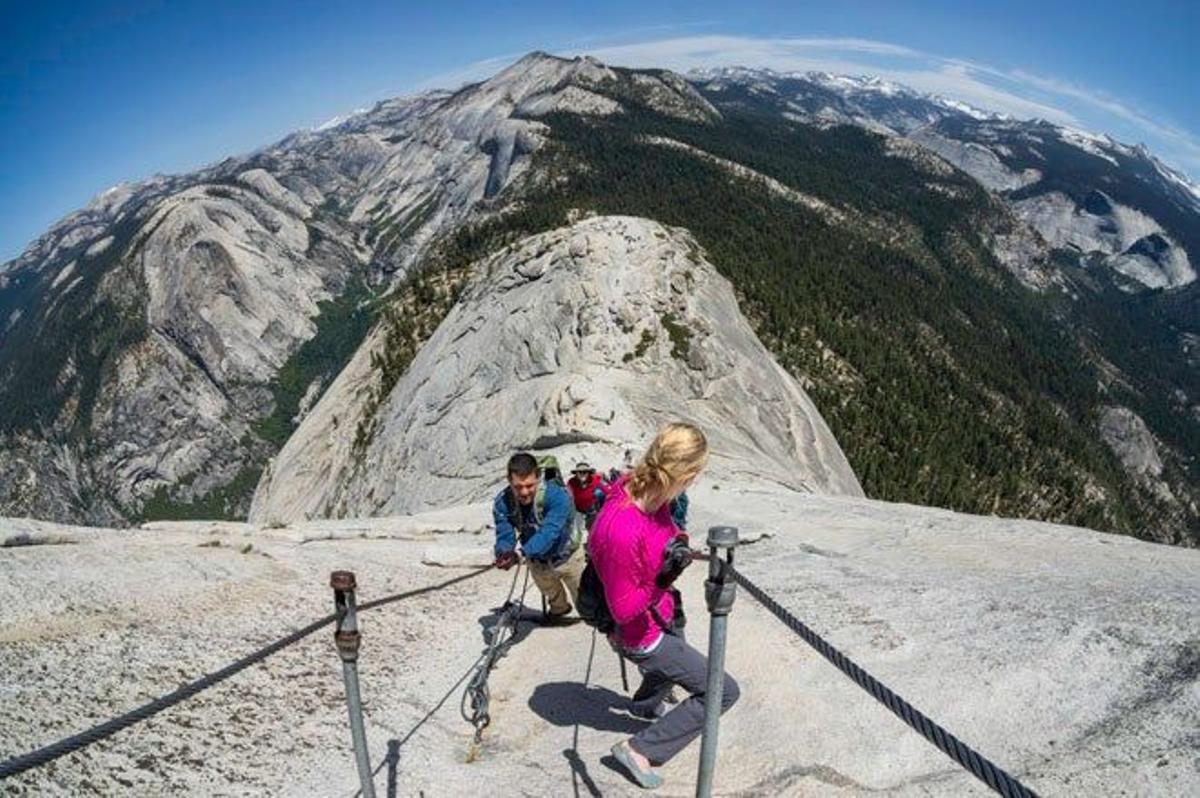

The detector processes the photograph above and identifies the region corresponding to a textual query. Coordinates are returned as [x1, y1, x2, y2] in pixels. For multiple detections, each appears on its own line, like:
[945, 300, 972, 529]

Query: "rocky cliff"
[692, 68, 1200, 294]
[0, 168, 363, 524]
[251, 215, 862, 523]
[0, 53, 711, 524]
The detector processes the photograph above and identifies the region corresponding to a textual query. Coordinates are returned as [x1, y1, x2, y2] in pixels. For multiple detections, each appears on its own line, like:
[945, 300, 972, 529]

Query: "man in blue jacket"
[493, 452, 585, 623]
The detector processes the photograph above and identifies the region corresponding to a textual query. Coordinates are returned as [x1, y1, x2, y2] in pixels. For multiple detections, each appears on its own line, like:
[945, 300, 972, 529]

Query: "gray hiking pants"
[625, 631, 740, 765]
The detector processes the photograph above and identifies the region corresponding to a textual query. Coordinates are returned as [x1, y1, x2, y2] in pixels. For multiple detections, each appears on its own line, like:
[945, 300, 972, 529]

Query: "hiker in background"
[493, 452, 586, 624]
[670, 490, 689, 531]
[588, 423, 739, 790]
[567, 462, 607, 528]
[608, 448, 636, 483]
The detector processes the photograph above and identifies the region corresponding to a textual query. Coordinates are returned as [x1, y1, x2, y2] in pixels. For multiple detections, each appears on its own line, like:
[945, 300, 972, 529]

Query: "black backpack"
[576, 556, 679, 636]
[576, 557, 615, 634]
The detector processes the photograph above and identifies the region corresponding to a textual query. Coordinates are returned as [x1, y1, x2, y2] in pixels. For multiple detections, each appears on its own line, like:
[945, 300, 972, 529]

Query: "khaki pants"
[527, 544, 585, 615]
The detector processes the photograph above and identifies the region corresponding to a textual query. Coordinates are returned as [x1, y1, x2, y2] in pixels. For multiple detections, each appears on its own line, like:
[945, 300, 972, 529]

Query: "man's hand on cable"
[494, 550, 519, 570]
[656, 534, 693, 588]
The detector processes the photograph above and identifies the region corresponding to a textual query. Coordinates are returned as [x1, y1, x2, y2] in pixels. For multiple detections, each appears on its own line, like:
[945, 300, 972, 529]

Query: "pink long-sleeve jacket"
[588, 476, 681, 652]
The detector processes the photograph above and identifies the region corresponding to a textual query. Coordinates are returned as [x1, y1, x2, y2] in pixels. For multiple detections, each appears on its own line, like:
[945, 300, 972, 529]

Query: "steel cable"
[723, 561, 1039, 798]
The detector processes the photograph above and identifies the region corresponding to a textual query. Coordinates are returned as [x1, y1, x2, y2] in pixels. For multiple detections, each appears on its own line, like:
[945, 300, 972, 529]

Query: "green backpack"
[537, 455, 565, 487]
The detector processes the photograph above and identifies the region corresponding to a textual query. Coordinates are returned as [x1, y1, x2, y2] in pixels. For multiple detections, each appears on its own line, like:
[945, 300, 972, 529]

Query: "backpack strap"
[648, 605, 674, 633]
[505, 487, 519, 525]
[649, 587, 685, 633]
[569, 509, 585, 552]
[533, 482, 546, 526]
[517, 483, 583, 558]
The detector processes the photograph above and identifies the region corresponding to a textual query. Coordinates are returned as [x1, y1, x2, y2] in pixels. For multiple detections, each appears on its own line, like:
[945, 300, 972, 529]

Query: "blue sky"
[2, 0, 1197, 261]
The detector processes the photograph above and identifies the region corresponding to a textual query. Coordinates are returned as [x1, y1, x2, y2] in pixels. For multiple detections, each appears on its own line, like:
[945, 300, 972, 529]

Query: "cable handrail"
[0, 565, 493, 781]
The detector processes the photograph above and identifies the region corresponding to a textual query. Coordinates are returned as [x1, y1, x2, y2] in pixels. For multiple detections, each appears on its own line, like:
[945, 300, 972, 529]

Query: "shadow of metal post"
[564, 629, 603, 798]
[385, 739, 400, 798]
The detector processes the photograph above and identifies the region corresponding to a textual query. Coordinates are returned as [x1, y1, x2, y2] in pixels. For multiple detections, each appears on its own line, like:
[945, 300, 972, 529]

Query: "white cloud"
[896, 64, 1078, 123]
[1009, 68, 1200, 164]
[575, 35, 1079, 122]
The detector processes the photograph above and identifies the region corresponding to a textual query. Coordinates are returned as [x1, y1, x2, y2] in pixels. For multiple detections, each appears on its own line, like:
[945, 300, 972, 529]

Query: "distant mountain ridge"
[689, 66, 1199, 292]
[0, 53, 710, 523]
[2, 52, 1199, 545]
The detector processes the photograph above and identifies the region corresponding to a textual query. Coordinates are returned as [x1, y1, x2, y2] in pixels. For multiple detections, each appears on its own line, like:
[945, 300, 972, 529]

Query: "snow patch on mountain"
[692, 66, 1001, 131]
[1057, 126, 1120, 166]
[1152, 158, 1200, 209]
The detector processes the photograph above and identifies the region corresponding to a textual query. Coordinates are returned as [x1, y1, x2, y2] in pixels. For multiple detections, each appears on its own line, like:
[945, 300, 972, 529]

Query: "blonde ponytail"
[628, 422, 709, 511]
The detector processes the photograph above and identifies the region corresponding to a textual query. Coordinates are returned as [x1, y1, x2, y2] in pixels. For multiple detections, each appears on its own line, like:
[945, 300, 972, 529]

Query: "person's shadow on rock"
[528, 682, 649, 734]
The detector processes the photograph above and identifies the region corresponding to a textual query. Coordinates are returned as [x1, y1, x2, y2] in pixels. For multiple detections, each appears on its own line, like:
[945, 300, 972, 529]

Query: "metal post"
[696, 526, 738, 798]
[331, 571, 376, 798]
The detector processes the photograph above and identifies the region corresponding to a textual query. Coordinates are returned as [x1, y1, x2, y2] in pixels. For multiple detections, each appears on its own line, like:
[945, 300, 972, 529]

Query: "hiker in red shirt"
[567, 462, 607, 527]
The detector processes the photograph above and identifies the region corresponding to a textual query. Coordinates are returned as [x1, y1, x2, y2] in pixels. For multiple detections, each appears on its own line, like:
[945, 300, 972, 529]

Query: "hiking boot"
[541, 607, 574, 626]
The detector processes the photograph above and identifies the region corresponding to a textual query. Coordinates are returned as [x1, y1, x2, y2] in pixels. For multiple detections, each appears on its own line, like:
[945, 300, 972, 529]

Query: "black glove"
[656, 535, 693, 588]
[494, 551, 518, 570]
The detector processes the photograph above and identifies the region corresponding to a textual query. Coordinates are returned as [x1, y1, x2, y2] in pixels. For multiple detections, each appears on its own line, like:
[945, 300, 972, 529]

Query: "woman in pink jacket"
[589, 422, 740, 790]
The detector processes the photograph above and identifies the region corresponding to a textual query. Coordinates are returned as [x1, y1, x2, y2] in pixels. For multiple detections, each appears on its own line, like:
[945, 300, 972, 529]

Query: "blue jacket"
[493, 481, 574, 562]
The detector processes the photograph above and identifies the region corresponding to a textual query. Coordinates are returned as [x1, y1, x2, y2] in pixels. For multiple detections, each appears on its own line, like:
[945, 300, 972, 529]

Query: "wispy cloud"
[558, 20, 724, 49]
[410, 51, 528, 92]
[1009, 68, 1200, 164]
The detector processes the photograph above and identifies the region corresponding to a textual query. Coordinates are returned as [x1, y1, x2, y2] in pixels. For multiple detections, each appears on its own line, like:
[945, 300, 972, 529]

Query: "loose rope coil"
[461, 564, 533, 746]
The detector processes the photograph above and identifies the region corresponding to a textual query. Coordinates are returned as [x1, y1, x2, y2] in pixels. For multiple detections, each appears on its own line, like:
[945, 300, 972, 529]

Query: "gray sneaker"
[629, 698, 671, 720]
[611, 741, 663, 790]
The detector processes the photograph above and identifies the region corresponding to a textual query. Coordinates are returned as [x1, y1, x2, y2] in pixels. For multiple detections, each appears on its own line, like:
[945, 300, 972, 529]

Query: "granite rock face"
[0, 53, 714, 523]
[1098, 404, 1176, 504]
[3, 486, 1198, 795]
[1012, 190, 1195, 290]
[251, 215, 862, 523]
[0, 168, 360, 523]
